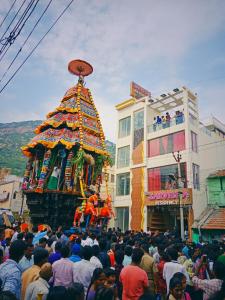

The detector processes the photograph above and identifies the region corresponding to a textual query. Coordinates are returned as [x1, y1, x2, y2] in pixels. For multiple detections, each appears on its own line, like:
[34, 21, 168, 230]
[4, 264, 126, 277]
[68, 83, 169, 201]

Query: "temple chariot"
[21, 60, 113, 229]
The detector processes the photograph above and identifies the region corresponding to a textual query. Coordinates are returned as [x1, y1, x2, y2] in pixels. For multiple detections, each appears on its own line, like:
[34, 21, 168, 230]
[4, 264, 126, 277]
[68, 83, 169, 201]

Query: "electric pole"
[172, 151, 184, 240]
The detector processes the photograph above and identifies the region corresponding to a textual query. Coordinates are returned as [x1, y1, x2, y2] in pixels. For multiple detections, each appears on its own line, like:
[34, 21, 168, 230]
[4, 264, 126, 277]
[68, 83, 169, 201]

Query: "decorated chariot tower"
[21, 60, 113, 229]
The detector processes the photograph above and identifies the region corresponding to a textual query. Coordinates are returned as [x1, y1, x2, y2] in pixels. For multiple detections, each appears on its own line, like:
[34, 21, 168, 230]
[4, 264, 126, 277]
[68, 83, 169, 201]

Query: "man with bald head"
[21, 247, 49, 300]
[25, 263, 52, 300]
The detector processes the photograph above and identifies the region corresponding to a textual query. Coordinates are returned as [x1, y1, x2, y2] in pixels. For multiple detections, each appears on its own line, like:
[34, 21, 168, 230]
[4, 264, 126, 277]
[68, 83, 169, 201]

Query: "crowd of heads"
[0, 225, 225, 300]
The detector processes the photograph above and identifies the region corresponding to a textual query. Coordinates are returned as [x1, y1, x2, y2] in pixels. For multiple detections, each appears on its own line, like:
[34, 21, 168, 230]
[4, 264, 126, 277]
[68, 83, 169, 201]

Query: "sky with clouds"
[0, 0, 225, 141]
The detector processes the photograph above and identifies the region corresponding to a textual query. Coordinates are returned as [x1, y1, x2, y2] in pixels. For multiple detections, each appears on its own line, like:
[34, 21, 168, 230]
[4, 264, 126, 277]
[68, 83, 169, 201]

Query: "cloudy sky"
[0, 0, 225, 141]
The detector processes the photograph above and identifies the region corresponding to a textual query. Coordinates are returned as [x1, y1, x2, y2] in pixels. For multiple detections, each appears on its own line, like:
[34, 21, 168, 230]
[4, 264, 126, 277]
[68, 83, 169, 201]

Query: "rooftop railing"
[189, 115, 198, 127]
[147, 115, 185, 133]
[200, 126, 212, 137]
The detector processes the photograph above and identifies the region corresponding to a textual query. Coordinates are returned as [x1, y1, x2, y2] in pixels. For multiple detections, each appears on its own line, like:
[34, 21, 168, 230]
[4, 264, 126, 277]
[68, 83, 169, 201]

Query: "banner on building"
[145, 188, 192, 206]
[130, 81, 151, 99]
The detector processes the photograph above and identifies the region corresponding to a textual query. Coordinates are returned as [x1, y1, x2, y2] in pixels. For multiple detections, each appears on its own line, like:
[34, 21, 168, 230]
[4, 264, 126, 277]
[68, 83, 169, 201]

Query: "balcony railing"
[148, 115, 185, 133]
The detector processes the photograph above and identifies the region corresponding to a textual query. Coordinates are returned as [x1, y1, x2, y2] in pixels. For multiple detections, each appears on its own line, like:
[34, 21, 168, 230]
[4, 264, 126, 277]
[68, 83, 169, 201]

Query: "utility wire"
[0, 0, 18, 31]
[0, 0, 39, 60]
[0, 0, 75, 95]
[11, 0, 39, 41]
[2, 0, 36, 47]
[0, 0, 52, 83]
[11, 0, 36, 33]
[0, 0, 26, 45]
[0, 44, 10, 63]
[0, 0, 27, 60]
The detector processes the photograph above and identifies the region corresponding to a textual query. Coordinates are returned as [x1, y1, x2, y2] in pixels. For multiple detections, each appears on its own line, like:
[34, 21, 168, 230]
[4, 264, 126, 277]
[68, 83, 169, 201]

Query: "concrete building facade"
[114, 85, 225, 234]
[192, 170, 225, 242]
[0, 175, 27, 213]
[100, 165, 115, 228]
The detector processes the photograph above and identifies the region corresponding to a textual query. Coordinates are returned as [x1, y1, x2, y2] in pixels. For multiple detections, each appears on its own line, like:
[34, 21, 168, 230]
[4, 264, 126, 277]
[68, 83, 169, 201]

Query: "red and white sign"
[130, 81, 151, 99]
[145, 188, 192, 206]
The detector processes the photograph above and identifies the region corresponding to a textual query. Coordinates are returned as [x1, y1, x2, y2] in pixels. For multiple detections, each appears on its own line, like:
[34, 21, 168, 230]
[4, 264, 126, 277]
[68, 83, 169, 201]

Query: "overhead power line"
[0, 0, 75, 95]
[0, 0, 26, 45]
[0, 0, 39, 61]
[0, 44, 10, 63]
[0, 0, 18, 31]
[0, 0, 28, 61]
[0, 0, 53, 83]
[9, 0, 39, 42]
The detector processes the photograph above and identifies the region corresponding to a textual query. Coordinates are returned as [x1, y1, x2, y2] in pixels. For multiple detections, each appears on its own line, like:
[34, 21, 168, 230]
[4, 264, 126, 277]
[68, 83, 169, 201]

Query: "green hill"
[0, 121, 42, 176]
[0, 120, 115, 176]
[105, 140, 116, 165]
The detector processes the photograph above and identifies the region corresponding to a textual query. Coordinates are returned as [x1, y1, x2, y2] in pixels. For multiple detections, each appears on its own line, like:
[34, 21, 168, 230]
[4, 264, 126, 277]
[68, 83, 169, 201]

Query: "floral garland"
[64, 150, 74, 191]
[76, 82, 84, 148]
[103, 162, 109, 197]
[35, 149, 51, 193]
[72, 148, 85, 183]
[87, 89, 106, 152]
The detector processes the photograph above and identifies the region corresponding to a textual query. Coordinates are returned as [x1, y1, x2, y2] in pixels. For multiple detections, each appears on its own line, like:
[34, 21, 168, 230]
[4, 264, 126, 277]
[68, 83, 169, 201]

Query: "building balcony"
[147, 115, 185, 134]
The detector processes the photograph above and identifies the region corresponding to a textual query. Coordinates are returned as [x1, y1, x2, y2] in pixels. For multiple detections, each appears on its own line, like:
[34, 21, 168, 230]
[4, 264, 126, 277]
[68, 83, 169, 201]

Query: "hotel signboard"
[145, 188, 192, 206]
[130, 81, 151, 99]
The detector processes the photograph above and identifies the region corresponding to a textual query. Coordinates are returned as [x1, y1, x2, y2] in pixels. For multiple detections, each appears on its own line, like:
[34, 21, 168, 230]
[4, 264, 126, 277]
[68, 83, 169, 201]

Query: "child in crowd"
[104, 268, 118, 299]
[94, 286, 114, 300]
[86, 268, 106, 300]
[67, 283, 84, 300]
[168, 273, 191, 300]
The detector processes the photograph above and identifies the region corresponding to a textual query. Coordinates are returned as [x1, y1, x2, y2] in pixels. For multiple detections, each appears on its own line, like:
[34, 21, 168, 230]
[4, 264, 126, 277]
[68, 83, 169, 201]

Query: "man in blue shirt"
[123, 246, 132, 266]
[48, 241, 62, 265]
[69, 244, 81, 263]
[0, 240, 26, 299]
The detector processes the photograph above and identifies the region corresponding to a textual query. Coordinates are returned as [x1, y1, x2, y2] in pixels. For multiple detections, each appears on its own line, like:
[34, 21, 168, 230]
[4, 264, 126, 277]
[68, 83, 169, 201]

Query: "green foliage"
[94, 155, 105, 180]
[72, 149, 85, 180]
[94, 154, 113, 180]
[104, 155, 113, 167]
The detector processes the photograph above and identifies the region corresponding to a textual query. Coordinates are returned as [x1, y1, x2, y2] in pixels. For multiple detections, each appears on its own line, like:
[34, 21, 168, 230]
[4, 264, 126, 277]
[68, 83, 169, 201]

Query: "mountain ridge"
[0, 120, 115, 176]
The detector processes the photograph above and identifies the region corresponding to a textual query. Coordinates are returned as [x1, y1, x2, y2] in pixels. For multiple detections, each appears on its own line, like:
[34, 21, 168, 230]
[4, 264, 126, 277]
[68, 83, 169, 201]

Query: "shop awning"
[208, 169, 225, 178]
[193, 208, 225, 230]
[201, 208, 225, 230]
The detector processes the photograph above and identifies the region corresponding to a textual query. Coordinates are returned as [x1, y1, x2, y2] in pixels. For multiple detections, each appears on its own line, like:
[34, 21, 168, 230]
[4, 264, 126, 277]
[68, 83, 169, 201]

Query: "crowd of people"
[153, 111, 184, 131]
[0, 225, 225, 300]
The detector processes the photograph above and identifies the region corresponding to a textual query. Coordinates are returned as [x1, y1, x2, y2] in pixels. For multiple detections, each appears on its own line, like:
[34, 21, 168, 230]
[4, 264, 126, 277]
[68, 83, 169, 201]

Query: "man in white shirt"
[19, 244, 34, 272]
[25, 263, 52, 300]
[52, 246, 74, 288]
[163, 247, 190, 293]
[90, 245, 102, 268]
[146, 227, 151, 236]
[81, 233, 88, 247]
[153, 250, 160, 264]
[11, 225, 19, 242]
[73, 246, 96, 295]
[91, 233, 99, 246]
[81, 233, 94, 247]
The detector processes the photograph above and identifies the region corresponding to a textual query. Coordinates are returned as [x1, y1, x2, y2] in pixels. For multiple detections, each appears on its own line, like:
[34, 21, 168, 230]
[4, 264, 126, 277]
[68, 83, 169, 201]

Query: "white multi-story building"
[100, 165, 115, 228]
[114, 85, 225, 234]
